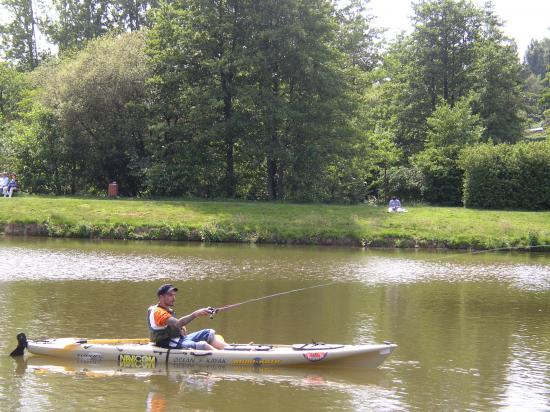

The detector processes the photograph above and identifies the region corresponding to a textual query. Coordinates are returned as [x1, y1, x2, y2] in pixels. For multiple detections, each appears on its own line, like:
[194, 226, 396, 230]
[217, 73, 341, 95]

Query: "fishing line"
[208, 281, 338, 318]
[207, 245, 550, 318]
[422, 244, 550, 262]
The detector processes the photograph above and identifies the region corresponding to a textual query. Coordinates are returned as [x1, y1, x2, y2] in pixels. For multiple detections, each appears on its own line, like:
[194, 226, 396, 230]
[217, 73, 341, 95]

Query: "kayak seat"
[224, 344, 272, 351]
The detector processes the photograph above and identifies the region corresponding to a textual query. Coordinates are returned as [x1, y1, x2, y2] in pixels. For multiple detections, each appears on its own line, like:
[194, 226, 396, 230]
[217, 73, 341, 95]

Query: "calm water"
[0, 237, 549, 411]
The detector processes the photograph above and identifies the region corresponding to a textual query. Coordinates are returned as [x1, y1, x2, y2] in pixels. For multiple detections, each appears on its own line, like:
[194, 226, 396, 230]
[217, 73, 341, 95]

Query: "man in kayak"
[147, 284, 226, 350]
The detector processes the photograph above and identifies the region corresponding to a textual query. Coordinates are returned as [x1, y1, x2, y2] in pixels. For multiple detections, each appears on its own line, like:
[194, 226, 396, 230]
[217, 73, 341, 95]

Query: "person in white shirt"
[388, 196, 407, 213]
[0, 173, 9, 196]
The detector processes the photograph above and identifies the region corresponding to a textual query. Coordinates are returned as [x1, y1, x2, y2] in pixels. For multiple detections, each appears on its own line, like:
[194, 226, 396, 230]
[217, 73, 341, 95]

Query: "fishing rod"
[206, 281, 338, 319]
[204, 244, 550, 318]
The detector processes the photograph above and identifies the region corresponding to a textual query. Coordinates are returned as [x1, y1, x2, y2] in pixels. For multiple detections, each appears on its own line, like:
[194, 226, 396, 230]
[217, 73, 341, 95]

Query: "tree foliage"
[0, 0, 545, 209]
[524, 37, 550, 78]
[469, 6, 525, 143]
[0, 62, 25, 123]
[460, 142, 550, 210]
[0, 0, 39, 70]
[42, 0, 114, 52]
[147, 0, 251, 198]
[425, 98, 483, 148]
[34, 31, 150, 194]
[0, 62, 28, 175]
[42, 0, 159, 53]
[541, 70, 550, 128]
[413, 98, 483, 205]
[146, 0, 372, 201]
[382, 0, 525, 157]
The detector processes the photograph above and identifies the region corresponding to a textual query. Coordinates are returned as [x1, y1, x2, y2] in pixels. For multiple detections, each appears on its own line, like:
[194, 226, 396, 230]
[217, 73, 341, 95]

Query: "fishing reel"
[207, 307, 219, 319]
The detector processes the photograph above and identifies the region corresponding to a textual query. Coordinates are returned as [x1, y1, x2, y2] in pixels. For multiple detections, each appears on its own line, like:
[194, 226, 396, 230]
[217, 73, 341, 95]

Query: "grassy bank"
[1, 196, 549, 249]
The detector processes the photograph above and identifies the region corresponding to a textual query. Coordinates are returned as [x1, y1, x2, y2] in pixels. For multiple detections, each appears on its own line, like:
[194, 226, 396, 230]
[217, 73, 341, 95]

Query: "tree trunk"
[383, 165, 388, 202]
[276, 160, 284, 199]
[267, 158, 278, 200]
[225, 136, 235, 198]
[26, 0, 38, 69]
[266, 75, 280, 200]
[71, 162, 77, 195]
[221, 72, 236, 198]
[219, 0, 238, 198]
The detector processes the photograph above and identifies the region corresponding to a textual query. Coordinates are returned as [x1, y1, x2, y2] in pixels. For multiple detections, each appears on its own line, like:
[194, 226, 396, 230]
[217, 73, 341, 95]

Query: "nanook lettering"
[118, 354, 157, 368]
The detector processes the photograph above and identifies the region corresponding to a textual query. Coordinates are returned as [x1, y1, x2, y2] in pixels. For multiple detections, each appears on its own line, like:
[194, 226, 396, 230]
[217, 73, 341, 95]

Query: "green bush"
[460, 142, 550, 210]
[412, 147, 464, 205]
[386, 166, 423, 202]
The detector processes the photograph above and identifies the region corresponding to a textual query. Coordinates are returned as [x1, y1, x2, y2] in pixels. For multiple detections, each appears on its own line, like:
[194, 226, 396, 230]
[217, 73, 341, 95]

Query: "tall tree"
[210, 0, 247, 198]
[0, 61, 27, 173]
[542, 70, 550, 127]
[524, 37, 550, 78]
[523, 38, 550, 125]
[147, 0, 249, 198]
[147, 0, 365, 201]
[245, 0, 357, 200]
[42, 0, 113, 52]
[0, 62, 25, 123]
[381, 0, 483, 157]
[471, 6, 525, 143]
[0, 0, 39, 70]
[383, 0, 526, 156]
[36, 32, 150, 194]
[335, 0, 381, 72]
[461, 1, 526, 143]
[410, 0, 480, 107]
[112, 0, 159, 31]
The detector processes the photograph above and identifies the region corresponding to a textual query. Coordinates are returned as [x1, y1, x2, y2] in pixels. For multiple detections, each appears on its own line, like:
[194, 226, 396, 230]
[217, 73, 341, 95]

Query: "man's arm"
[167, 308, 211, 329]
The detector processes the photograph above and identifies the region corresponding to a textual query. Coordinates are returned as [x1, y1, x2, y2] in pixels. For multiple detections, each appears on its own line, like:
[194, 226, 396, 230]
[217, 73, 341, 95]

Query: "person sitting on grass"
[4, 174, 18, 198]
[388, 196, 407, 213]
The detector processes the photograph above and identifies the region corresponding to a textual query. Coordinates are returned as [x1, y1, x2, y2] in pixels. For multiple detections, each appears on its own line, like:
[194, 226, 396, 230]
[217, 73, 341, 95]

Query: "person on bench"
[0, 172, 8, 196]
[4, 174, 18, 198]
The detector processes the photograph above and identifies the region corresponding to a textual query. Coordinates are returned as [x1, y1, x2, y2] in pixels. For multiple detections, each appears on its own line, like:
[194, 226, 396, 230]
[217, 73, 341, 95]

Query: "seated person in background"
[4, 174, 17, 198]
[388, 196, 401, 212]
[388, 196, 407, 213]
[0, 173, 8, 195]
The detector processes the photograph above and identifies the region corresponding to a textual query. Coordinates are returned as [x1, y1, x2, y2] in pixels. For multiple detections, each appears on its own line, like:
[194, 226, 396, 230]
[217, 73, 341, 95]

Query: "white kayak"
[13, 334, 397, 369]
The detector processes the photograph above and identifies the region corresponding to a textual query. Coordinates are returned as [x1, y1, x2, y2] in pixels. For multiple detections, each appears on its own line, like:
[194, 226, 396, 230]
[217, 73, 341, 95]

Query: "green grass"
[1, 195, 549, 249]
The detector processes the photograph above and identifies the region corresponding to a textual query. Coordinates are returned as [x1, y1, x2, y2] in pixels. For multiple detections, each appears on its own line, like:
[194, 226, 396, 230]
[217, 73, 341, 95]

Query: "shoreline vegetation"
[1, 196, 549, 250]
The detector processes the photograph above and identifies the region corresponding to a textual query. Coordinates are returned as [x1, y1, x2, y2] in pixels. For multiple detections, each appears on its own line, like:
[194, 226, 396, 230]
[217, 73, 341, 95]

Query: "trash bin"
[108, 181, 118, 197]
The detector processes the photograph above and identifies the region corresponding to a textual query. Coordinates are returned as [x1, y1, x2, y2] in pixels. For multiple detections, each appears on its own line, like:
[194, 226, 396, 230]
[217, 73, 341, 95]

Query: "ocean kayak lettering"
[171, 356, 196, 364]
[118, 354, 157, 368]
[303, 352, 328, 362]
[206, 358, 226, 364]
[76, 353, 103, 364]
[231, 358, 281, 366]
[170, 357, 226, 364]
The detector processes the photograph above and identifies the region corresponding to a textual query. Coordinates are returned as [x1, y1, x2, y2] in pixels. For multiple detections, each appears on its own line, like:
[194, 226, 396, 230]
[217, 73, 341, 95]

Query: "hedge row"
[460, 142, 550, 210]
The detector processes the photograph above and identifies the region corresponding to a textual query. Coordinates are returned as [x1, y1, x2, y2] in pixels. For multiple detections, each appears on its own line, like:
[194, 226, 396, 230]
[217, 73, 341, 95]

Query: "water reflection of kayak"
[12, 333, 397, 368]
[18, 355, 389, 388]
